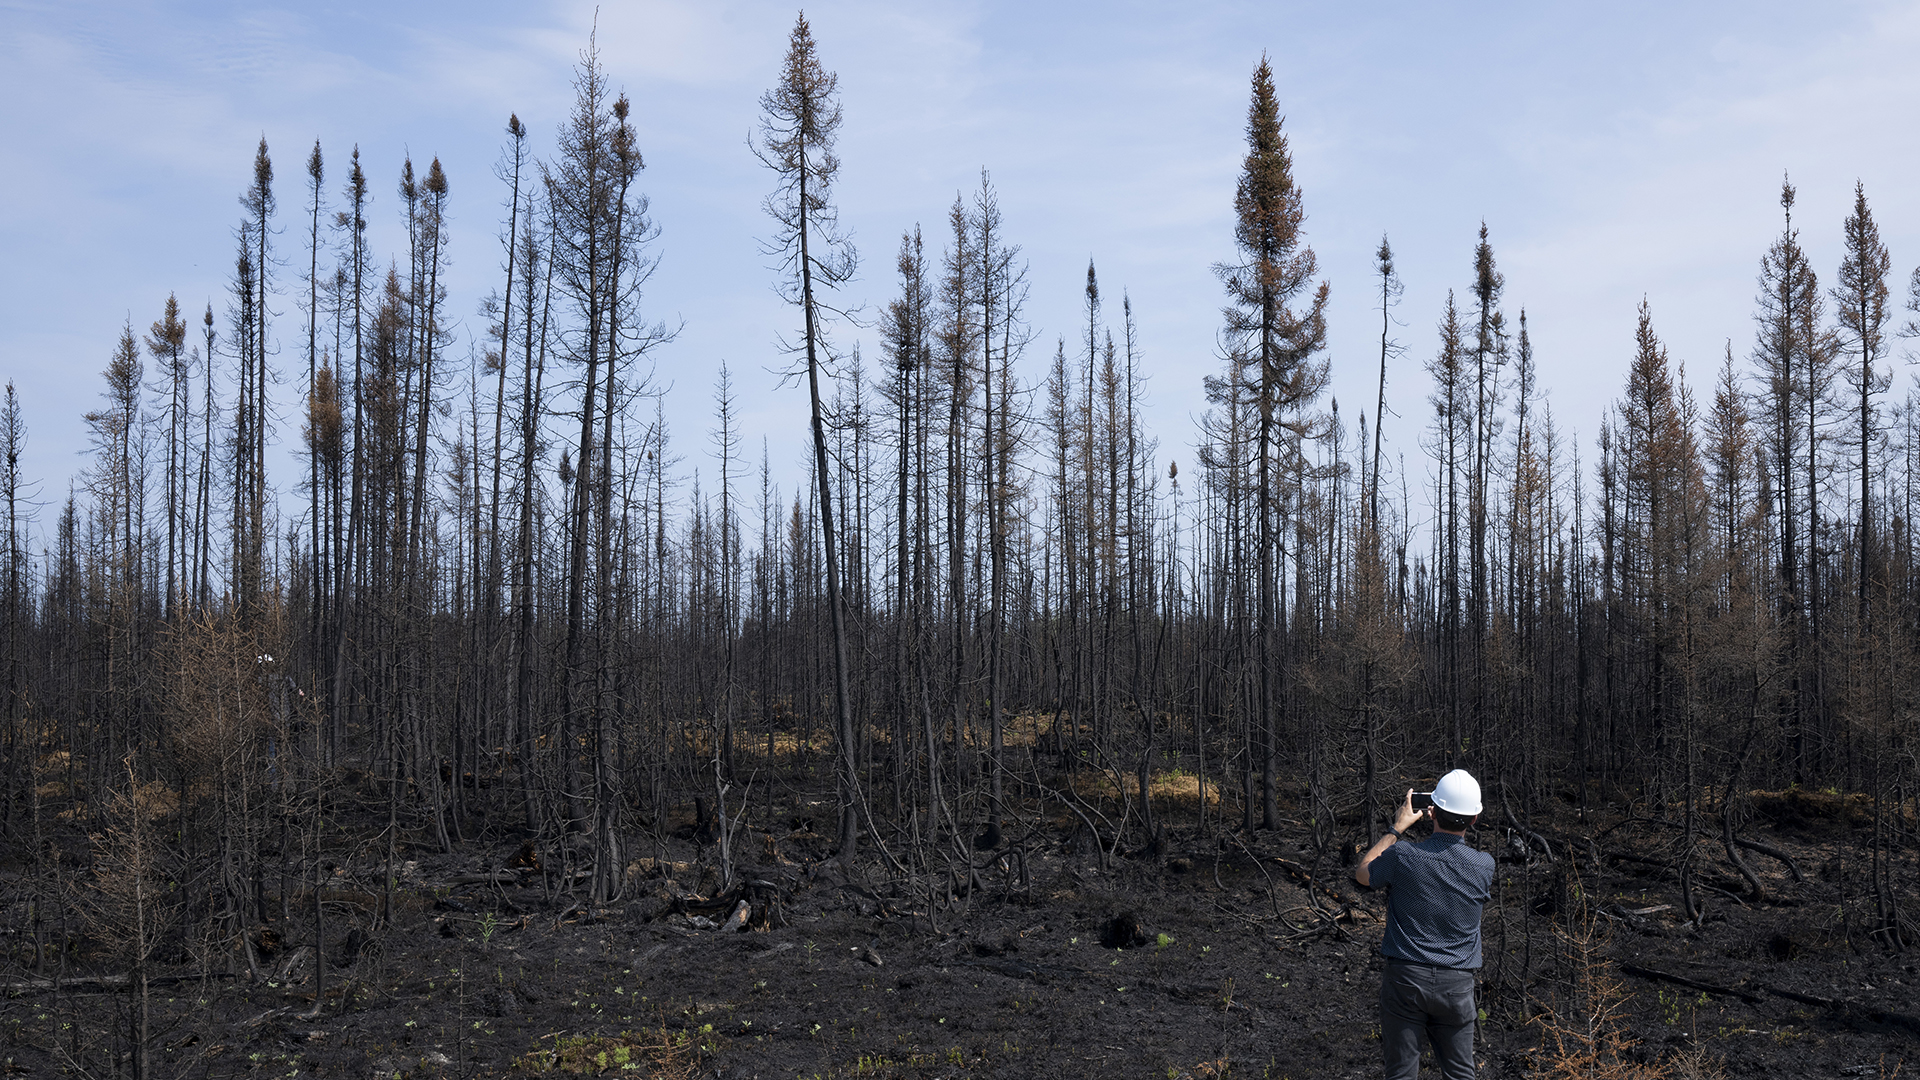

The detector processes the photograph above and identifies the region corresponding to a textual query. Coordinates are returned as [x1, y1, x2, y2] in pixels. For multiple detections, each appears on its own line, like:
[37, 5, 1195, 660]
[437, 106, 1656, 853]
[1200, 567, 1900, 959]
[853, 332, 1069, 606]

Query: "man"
[1353, 769, 1495, 1080]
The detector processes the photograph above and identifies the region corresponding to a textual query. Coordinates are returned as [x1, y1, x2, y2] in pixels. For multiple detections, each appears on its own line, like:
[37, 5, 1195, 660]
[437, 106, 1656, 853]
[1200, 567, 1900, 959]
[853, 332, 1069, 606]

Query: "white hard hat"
[1432, 769, 1482, 816]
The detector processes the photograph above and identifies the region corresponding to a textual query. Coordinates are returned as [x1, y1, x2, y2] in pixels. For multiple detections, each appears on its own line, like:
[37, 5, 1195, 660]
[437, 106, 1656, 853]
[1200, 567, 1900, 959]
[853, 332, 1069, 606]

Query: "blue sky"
[4, 0, 1919, 538]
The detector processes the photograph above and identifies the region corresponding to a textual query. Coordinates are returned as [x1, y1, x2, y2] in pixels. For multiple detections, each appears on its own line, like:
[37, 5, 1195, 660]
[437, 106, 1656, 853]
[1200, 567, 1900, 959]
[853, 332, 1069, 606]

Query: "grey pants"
[1380, 958, 1476, 1079]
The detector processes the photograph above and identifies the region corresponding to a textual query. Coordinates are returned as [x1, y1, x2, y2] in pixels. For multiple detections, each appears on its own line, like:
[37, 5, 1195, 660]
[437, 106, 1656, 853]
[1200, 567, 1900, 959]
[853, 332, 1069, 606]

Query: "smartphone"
[1411, 792, 1434, 811]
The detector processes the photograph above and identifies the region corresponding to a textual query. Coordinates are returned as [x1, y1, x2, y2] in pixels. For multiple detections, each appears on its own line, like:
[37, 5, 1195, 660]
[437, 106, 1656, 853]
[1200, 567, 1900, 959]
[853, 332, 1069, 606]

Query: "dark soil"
[4, 787, 1914, 1079]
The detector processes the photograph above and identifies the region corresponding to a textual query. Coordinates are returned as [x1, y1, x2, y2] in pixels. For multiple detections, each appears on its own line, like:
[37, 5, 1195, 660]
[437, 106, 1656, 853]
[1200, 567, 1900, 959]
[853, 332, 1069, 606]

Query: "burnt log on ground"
[1, 971, 237, 995]
[1618, 963, 1762, 1003]
[1756, 983, 1920, 1038]
[1619, 964, 1920, 1035]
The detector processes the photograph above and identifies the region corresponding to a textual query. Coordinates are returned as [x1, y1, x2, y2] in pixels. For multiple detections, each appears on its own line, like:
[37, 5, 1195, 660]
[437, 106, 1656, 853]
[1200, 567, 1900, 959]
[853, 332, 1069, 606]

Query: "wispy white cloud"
[4, 0, 1919, 525]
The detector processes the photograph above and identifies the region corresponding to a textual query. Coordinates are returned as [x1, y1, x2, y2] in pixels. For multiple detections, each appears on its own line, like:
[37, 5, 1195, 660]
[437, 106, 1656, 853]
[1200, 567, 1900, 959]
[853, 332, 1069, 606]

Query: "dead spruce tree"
[754, 11, 863, 860]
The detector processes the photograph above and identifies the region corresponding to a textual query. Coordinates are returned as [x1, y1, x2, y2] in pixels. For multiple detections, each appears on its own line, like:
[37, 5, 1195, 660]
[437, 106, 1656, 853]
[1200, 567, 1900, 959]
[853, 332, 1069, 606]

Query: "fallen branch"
[1761, 983, 1834, 1007]
[1721, 813, 1766, 902]
[1693, 880, 1750, 907]
[1728, 836, 1803, 882]
[1271, 856, 1352, 908]
[238, 1006, 293, 1030]
[1051, 785, 1114, 873]
[1502, 796, 1558, 863]
[1618, 963, 1761, 1003]
[1277, 904, 1347, 936]
[1757, 983, 1920, 1037]
[436, 870, 527, 887]
[1, 972, 236, 996]
[1602, 850, 1672, 870]
[1595, 817, 1686, 841]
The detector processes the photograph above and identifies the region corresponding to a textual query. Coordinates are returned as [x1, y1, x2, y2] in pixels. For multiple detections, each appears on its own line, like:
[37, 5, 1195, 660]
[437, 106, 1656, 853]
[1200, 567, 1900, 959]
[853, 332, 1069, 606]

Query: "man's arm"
[1355, 789, 1427, 888]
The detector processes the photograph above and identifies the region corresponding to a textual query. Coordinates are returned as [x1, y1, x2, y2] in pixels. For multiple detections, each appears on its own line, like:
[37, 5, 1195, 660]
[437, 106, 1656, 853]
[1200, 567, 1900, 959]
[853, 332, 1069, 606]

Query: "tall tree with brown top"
[1426, 293, 1470, 757]
[1212, 56, 1329, 827]
[303, 140, 325, 676]
[86, 324, 145, 763]
[1467, 224, 1505, 746]
[755, 11, 861, 858]
[884, 225, 933, 823]
[1369, 235, 1403, 535]
[237, 137, 273, 612]
[1832, 181, 1890, 628]
[545, 35, 659, 893]
[145, 295, 188, 618]
[1752, 177, 1823, 781]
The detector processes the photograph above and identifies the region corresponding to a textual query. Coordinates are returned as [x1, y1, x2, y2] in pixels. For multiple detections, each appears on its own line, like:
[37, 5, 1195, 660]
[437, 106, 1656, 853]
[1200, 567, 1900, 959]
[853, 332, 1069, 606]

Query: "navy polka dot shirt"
[1368, 832, 1495, 969]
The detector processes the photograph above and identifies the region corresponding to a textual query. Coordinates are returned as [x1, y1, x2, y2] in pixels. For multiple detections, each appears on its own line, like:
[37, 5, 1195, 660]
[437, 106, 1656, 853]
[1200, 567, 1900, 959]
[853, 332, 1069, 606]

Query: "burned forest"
[3, 16, 1919, 1080]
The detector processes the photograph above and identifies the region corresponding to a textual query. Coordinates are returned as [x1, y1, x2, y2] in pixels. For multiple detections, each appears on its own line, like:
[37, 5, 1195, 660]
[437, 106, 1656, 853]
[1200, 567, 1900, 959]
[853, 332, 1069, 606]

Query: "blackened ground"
[2, 786, 1913, 1079]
